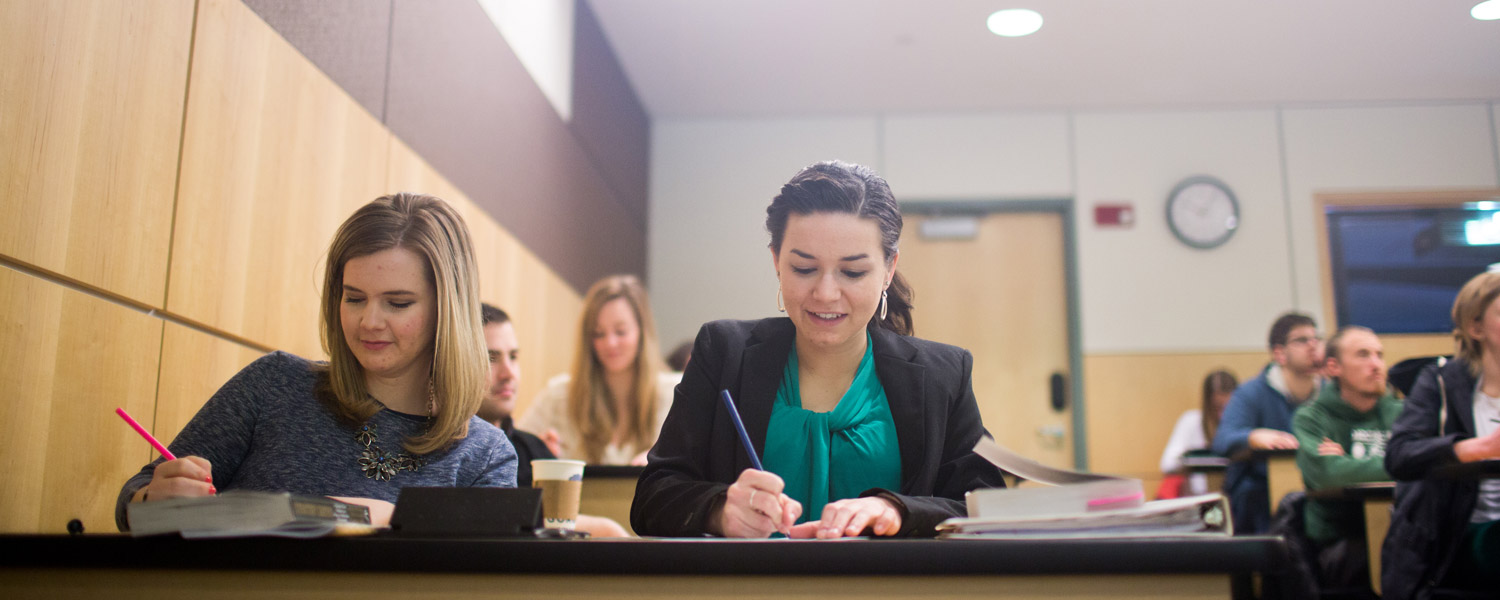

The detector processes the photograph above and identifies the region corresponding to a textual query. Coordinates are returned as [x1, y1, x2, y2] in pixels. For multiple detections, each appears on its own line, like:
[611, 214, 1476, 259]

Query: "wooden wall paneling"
[386, 137, 579, 417]
[155, 323, 267, 446]
[0, 0, 194, 306]
[386, 138, 502, 306]
[0, 267, 164, 534]
[1083, 351, 1270, 490]
[168, 0, 389, 358]
[543, 269, 583, 400]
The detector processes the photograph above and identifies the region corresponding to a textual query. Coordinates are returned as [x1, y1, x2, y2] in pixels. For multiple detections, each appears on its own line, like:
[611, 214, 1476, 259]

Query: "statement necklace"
[355, 421, 429, 481]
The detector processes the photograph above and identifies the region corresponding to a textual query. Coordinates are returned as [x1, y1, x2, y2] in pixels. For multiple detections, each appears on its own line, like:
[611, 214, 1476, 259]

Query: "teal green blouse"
[762, 332, 902, 522]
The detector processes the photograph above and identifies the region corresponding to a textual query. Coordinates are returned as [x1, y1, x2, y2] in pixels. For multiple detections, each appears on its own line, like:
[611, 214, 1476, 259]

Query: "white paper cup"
[531, 459, 585, 530]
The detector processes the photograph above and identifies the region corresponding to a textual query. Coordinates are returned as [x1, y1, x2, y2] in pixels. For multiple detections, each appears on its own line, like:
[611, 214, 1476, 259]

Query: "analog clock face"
[1167, 178, 1239, 249]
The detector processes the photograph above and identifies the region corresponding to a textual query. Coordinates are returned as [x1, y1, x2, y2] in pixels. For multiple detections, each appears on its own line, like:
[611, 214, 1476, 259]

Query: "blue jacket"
[1212, 363, 1304, 533]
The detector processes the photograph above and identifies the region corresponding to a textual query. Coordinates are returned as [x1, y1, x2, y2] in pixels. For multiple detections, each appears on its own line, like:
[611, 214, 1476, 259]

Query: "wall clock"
[1166, 176, 1239, 249]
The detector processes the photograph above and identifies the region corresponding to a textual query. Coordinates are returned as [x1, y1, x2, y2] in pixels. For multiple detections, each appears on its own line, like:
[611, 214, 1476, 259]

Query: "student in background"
[1159, 369, 1237, 498]
[1384, 270, 1500, 597]
[116, 194, 516, 530]
[1292, 326, 1398, 590]
[518, 275, 679, 465]
[477, 303, 628, 537]
[1212, 312, 1325, 534]
[665, 340, 693, 372]
[632, 160, 1008, 539]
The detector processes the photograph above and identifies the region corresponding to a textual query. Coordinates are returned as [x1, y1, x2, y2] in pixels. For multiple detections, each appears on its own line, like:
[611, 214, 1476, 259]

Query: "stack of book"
[938, 437, 1231, 539]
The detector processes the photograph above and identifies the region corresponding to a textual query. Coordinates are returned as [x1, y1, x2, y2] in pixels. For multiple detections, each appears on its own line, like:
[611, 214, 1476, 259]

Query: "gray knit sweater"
[116, 351, 516, 531]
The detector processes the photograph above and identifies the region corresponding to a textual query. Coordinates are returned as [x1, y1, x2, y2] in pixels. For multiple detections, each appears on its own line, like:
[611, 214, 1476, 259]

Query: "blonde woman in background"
[116, 193, 516, 530]
[518, 275, 679, 465]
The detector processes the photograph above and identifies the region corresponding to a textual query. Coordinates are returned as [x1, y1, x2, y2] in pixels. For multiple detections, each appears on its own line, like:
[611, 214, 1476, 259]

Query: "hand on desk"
[134, 456, 215, 502]
[715, 469, 802, 538]
[787, 496, 902, 539]
[576, 514, 629, 538]
[1248, 428, 1298, 450]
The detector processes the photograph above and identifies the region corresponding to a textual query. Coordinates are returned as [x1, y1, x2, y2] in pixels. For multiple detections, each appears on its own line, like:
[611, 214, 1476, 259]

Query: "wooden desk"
[1231, 448, 1300, 513]
[0, 534, 1288, 599]
[577, 465, 641, 536]
[1308, 481, 1393, 594]
[1183, 455, 1231, 495]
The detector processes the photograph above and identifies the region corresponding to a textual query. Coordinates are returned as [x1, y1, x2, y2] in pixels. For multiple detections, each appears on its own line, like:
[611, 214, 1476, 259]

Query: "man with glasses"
[1213, 312, 1326, 533]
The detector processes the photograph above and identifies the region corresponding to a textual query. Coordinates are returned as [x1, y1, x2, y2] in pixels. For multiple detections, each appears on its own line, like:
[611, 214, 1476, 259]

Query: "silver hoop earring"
[777, 285, 786, 313]
[878, 289, 888, 321]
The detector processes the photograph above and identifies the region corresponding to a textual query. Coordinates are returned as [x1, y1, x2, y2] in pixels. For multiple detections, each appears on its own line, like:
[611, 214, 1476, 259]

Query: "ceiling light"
[987, 9, 1043, 37]
[1475, 0, 1500, 20]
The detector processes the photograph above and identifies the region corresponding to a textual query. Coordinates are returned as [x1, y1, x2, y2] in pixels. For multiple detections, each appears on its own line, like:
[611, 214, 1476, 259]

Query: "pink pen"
[115, 407, 177, 461]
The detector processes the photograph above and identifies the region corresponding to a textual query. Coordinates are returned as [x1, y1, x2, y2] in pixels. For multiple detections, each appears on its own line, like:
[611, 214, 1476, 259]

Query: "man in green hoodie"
[1292, 325, 1400, 589]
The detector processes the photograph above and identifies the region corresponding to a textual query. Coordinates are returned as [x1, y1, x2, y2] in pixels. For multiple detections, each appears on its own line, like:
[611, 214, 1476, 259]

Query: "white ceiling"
[587, 0, 1500, 118]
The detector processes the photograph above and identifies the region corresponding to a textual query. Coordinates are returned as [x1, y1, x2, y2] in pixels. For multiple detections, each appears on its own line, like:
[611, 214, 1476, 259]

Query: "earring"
[777, 284, 786, 313]
[426, 377, 437, 418]
[879, 289, 888, 321]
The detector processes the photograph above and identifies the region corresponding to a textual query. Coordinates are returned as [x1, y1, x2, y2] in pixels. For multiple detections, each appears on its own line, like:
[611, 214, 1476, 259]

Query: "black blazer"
[631, 318, 1007, 537]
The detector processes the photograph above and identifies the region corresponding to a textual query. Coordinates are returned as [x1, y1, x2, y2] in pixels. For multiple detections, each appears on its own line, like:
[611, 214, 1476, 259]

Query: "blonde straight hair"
[1452, 270, 1500, 375]
[565, 275, 665, 463]
[317, 193, 487, 455]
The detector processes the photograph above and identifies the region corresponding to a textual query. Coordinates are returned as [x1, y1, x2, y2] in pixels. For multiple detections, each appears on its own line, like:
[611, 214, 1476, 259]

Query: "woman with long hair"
[116, 193, 515, 529]
[1158, 369, 1237, 497]
[518, 275, 678, 465]
[632, 160, 1007, 539]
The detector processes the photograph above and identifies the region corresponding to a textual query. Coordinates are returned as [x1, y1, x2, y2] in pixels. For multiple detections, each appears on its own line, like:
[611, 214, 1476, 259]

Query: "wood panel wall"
[0, 0, 194, 306]
[0, 267, 165, 533]
[0, 0, 582, 534]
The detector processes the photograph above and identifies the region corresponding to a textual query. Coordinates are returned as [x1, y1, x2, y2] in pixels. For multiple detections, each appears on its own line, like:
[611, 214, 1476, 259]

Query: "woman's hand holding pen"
[133, 456, 216, 502]
[717, 469, 801, 538]
[788, 496, 902, 539]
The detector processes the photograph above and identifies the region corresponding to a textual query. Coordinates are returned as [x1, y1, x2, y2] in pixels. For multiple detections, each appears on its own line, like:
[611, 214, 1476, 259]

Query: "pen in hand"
[719, 390, 799, 535]
[115, 407, 176, 461]
[719, 390, 763, 470]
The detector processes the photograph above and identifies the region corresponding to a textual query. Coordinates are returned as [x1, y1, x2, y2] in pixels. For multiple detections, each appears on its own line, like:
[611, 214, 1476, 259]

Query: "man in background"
[1213, 312, 1325, 533]
[480, 303, 627, 537]
[1292, 326, 1398, 590]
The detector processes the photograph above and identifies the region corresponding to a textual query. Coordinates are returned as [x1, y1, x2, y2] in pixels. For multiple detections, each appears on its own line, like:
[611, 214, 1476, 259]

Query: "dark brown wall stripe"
[241, 0, 649, 294]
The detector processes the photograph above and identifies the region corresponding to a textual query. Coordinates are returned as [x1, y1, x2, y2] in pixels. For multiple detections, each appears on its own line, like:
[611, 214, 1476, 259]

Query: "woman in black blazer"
[632, 161, 1007, 539]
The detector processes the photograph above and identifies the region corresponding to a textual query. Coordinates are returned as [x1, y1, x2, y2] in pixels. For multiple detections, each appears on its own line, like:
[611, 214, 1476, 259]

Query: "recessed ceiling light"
[987, 9, 1043, 37]
[1475, 0, 1500, 20]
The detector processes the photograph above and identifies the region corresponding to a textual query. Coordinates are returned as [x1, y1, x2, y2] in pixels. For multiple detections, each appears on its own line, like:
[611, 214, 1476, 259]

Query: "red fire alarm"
[1094, 203, 1135, 228]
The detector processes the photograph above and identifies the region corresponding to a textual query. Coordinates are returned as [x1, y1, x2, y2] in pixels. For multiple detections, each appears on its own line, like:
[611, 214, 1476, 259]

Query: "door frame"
[899, 199, 1087, 470]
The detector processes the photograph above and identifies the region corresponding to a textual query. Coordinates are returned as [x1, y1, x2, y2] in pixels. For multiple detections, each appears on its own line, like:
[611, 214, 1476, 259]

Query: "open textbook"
[127, 490, 376, 538]
[938, 436, 1231, 538]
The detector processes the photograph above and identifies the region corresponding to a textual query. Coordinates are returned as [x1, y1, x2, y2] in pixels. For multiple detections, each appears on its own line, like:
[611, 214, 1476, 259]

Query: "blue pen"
[719, 389, 764, 470]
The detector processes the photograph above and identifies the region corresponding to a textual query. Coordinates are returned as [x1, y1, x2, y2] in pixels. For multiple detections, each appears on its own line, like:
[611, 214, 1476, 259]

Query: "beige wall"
[648, 106, 1500, 476]
[0, 0, 579, 534]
